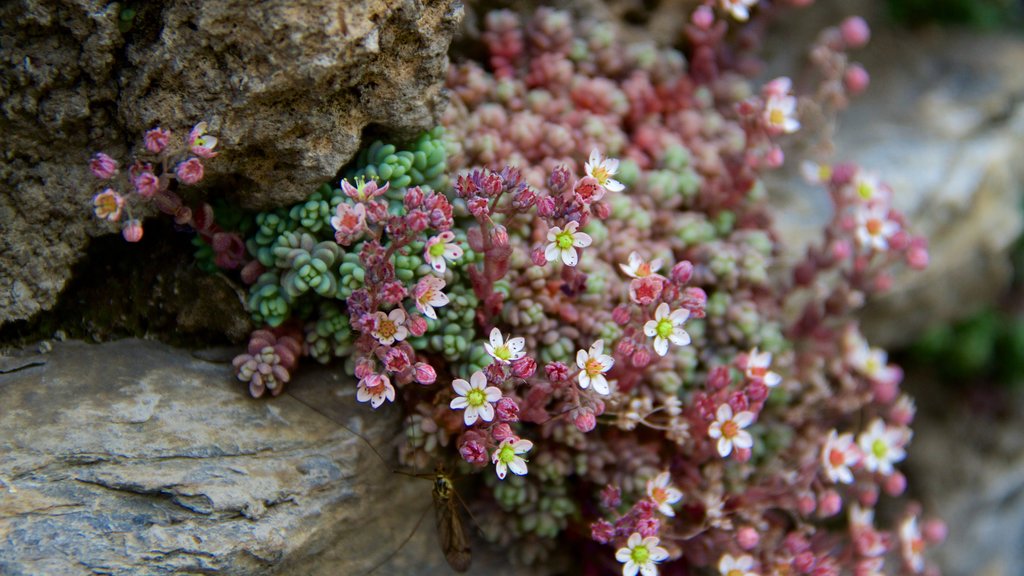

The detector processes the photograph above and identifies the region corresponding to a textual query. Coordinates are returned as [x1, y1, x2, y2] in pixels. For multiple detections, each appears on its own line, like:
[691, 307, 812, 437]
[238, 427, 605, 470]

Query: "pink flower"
[371, 309, 409, 346]
[92, 189, 124, 221]
[188, 121, 219, 158]
[331, 202, 368, 245]
[133, 170, 160, 198]
[176, 158, 205, 185]
[413, 275, 449, 320]
[144, 127, 171, 153]
[121, 219, 144, 243]
[341, 177, 389, 202]
[89, 153, 118, 179]
[356, 373, 395, 409]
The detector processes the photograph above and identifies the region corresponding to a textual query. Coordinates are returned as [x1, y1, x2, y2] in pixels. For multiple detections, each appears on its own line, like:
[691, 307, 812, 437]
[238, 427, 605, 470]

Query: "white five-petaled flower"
[492, 437, 533, 480]
[855, 205, 900, 252]
[449, 370, 503, 426]
[643, 303, 691, 357]
[744, 347, 782, 387]
[719, 553, 758, 576]
[484, 327, 526, 365]
[857, 418, 908, 476]
[720, 0, 758, 21]
[424, 231, 464, 274]
[707, 403, 755, 458]
[356, 373, 395, 409]
[821, 429, 861, 484]
[620, 251, 664, 279]
[764, 93, 800, 134]
[371, 309, 409, 346]
[800, 160, 833, 185]
[645, 471, 683, 517]
[577, 340, 615, 395]
[585, 148, 626, 194]
[899, 516, 926, 574]
[413, 275, 449, 320]
[545, 220, 592, 267]
[615, 532, 669, 576]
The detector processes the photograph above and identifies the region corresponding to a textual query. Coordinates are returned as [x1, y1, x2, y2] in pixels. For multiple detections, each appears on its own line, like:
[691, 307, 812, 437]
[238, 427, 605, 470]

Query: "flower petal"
[653, 337, 668, 356]
[573, 232, 593, 248]
[561, 247, 579, 267]
[733, 430, 753, 449]
[450, 397, 469, 410]
[489, 327, 504, 348]
[453, 378, 471, 396]
[669, 329, 691, 346]
[507, 458, 528, 476]
[643, 320, 658, 337]
[470, 370, 488, 389]
[544, 243, 561, 263]
[591, 375, 610, 395]
[477, 402, 495, 422]
[464, 407, 479, 426]
[718, 437, 734, 457]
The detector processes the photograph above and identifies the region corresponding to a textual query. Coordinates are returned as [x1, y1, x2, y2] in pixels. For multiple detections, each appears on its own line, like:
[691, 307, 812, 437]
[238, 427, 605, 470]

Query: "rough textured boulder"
[0, 339, 518, 575]
[0, 0, 463, 326]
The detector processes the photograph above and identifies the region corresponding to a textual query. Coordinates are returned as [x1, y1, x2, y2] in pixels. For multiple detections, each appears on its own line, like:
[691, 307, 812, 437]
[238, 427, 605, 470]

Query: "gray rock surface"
[0, 339, 511, 575]
[0, 0, 463, 326]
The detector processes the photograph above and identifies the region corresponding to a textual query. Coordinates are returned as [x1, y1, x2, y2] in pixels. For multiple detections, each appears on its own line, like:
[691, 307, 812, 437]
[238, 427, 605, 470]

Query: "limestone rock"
[0, 0, 463, 326]
[0, 339, 514, 575]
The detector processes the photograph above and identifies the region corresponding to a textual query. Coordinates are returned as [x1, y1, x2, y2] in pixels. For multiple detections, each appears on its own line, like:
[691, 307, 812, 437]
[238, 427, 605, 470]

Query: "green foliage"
[887, 0, 1023, 29]
[912, 308, 1024, 387]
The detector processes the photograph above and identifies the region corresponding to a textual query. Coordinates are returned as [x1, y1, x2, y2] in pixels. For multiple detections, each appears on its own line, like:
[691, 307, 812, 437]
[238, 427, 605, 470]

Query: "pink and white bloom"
[800, 160, 832, 185]
[341, 177, 389, 202]
[356, 373, 395, 409]
[371, 308, 409, 346]
[615, 532, 669, 576]
[330, 201, 367, 245]
[413, 275, 449, 320]
[133, 169, 161, 198]
[176, 157, 205, 185]
[764, 93, 800, 134]
[424, 230, 463, 274]
[492, 437, 533, 480]
[643, 303, 691, 356]
[718, 554, 757, 576]
[450, 370, 502, 426]
[720, 0, 758, 21]
[545, 220, 592, 267]
[620, 251, 663, 279]
[93, 189, 125, 221]
[577, 339, 615, 395]
[144, 127, 171, 153]
[584, 148, 625, 193]
[855, 205, 900, 252]
[188, 121, 219, 158]
[707, 403, 754, 457]
[645, 471, 683, 517]
[857, 418, 907, 476]
[849, 339, 901, 384]
[89, 152, 118, 179]
[744, 348, 782, 387]
[821, 429, 861, 484]
[484, 327, 526, 365]
[899, 515, 926, 573]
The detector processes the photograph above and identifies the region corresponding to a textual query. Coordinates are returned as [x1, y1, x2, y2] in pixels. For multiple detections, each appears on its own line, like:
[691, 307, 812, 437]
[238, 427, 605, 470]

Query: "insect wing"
[433, 473, 471, 573]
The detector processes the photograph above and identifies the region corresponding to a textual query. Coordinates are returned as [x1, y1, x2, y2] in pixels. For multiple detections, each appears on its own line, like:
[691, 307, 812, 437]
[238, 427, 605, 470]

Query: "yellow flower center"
[429, 242, 447, 257]
[857, 181, 874, 200]
[656, 318, 673, 340]
[728, 570, 744, 576]
[585, 358, 604, 377]
[651, 486, 667, 503]
[555, 230, 574, 250]
[466, 388, 486, 408]
[591, 166, 609, 185]
[721, 419, 740, 439]
[871, 438, 888, 459]
[630, 545, 650, 565]
[769, 108, 785, 126]
[493, 345, 512, 361]
[377, 319, 396, 339]
[498, 444, 516, 464]
[637, 262, 651, 277]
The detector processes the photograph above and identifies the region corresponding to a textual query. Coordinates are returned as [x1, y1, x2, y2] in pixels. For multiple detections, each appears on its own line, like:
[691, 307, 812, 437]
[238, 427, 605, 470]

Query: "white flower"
[821, 429, 861, 484]
[720, 0, 758, 21]
[851, 170, 884, 202]
[545, 220, 592, 267]
[800, 160, 832, 185]
[585, 148, 625, 193]
[449, 370, 502, 426]
[764, 94, 800, 134]
[744, 347, 782, 387]
[492, 437, 533, 480]
[899, 516, 926, 574]
[707, 403, 754, 458]
[371, 308, 409, 346]
[577, 340, 615, 395]
[718, 554, 758, 576]
[615, 532, 669, 576]
[483, 327, 526, 365]
[643, 303, 691, 357]
[413, 275, 449, 320]
[857, 418, 907, 476]
[424, 231, 463, 274]
[619, 251, 664, 279]
[356, 373, 395, 409]
[855, 205, 900, 252]
[645, 471, 683, 517]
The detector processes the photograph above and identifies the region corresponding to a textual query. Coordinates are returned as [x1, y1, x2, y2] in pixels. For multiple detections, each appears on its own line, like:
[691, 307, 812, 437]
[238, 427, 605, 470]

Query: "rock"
[0, 0, 463, 326]
[0, 339, 517, 575]
[769, 10, 1024, 347]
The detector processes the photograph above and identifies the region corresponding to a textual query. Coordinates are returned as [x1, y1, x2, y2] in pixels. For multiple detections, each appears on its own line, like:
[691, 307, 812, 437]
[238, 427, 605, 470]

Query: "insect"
[285, 384, 475, 574]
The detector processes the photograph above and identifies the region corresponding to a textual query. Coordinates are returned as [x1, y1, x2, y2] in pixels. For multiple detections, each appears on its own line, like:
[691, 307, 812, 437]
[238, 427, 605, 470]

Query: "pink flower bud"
[844, 64, 870, 95]
[496, 397, 520, 422]
[858, 485, 879, 508]
[727, 391, 748, 413]
[413, 362, 436, 385]
[737, 526, 760, 550]
[545, 361, 569, 383]
[484, 362, 507, 384]
[459, 440, 488, 465]
[510, 356, 537, 379]
[512, 187, 537, 211]
[872, 273, 892, 293]
[907, 244, 929, 270]
[630, 348, 651, 368]
[573, 176, 603, 204]
[133, 170, 160, 198]
[764, 146, 785, 168]
[784, 532, 810, 554]
[733, 447, 752, 463]
[491, 422, 514, 441]
[590, 519, 614, 544]
[600, 485, 621, 509]
[536, 196, 556, 218]
[121, 219, 144, 243]
[692, 5, 714, 29]
[831, 163, 857, 186]
[707, 365, 731, 390]
[173, 205, 192, 226]
[531, 246, 548, 267]
[468, 196, 490, 219]
[635, 517, 659, 538]
[831, 239, 852, 261]
[634, 500, 656, 519]
[794, 551, 817, 574]
[798, 493, 817, 516]
[746, 380, 768, 402]
[923, 519, 947, 543]
[883, 470, 906, 496]
[176, 157, 205, 185]
[812, 562, 838, 576]
[819, 489, 842, 517]
[840, 16, 871, 49]
[404, 186, 424, 209]
[408, 314, 428, 337]
[574, 411, 596, 433]
[670, 260, 694, 284]
[612, 305, 631, 326]
[90, 152, 118, 179]
[144, 127, 171, 153]
[354, 359, 375, 379]
[592, 200, 611, 219]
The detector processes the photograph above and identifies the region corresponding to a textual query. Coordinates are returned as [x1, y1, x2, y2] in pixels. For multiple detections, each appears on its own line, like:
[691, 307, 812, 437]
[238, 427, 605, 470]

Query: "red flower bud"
[413, 362, 436, 385]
